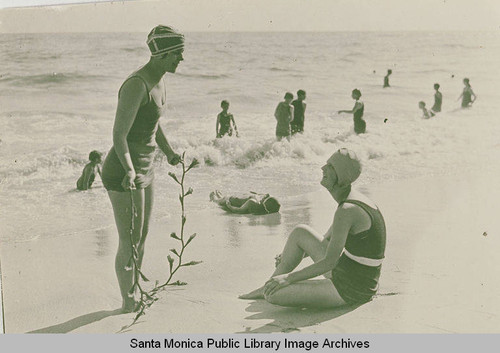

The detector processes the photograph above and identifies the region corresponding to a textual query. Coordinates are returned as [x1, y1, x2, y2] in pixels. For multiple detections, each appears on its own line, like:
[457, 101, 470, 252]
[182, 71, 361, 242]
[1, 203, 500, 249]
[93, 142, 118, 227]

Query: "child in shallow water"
[210, 190, 281, 215]
[216, 100, 239, 138]
[418, 101, 434, 119]
[76, 150, 102, 190]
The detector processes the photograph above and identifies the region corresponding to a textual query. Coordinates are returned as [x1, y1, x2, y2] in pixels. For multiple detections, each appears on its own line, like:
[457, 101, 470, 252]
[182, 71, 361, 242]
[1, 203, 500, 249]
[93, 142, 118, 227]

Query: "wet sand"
[1, 172, 500, 333]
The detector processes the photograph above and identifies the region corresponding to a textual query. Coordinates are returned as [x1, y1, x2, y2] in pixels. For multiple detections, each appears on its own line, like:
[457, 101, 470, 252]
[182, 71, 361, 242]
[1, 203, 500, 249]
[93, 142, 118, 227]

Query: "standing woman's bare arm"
[156, 124, 179, 165]
[113, 78, 148, 187]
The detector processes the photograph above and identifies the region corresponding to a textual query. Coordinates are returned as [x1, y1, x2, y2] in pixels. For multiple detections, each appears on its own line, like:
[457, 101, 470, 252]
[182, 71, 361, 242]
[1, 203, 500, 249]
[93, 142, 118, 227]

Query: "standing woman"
[101, 25, 184, 312]
[274, 92, 294, 141]
[458, 78, 477, 108]
[338, 89, 366, 134]
[241, 149, 386, 308]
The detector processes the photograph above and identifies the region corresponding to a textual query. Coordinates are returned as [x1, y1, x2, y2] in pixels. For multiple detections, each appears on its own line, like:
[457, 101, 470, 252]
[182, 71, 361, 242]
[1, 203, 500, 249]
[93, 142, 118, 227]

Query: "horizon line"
[1, 29, 498, 34]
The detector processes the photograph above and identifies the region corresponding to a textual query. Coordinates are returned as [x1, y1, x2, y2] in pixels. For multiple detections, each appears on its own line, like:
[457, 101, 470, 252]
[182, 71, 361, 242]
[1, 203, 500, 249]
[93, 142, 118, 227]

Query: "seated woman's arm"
[273, 205, 354, 286]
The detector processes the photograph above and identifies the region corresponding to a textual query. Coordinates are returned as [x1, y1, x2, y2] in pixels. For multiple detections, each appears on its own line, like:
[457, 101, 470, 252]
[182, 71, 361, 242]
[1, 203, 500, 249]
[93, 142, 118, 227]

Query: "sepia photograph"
[0, 0, 499, 340]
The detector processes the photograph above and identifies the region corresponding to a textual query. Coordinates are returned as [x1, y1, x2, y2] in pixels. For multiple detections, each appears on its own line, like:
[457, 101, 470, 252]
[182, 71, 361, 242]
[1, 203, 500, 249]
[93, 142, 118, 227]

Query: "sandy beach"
[0, 257, 4, 333]
[1, 171, 499, 334]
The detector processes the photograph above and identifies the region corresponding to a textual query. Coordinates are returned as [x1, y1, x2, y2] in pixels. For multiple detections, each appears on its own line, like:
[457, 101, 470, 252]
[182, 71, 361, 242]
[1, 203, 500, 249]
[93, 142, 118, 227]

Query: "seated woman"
[240, 148, 386, 308]
[210, 190, 281, 215]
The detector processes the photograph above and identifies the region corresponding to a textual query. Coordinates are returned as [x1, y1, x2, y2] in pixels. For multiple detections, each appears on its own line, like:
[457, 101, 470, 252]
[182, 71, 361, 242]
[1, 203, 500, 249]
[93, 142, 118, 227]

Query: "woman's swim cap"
[147, 25, 184, 57]
[326, 148, 362, 187]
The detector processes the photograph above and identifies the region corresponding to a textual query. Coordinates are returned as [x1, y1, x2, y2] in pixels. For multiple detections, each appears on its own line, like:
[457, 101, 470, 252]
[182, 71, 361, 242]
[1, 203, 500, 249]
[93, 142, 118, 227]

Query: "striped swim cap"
[147, 25, 184, 57]
[327, 148, 362, 187]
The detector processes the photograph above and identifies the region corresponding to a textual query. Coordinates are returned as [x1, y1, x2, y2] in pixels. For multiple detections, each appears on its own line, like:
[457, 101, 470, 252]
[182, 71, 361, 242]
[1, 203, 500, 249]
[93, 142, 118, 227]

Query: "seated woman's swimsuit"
[331, 199, 386, 304]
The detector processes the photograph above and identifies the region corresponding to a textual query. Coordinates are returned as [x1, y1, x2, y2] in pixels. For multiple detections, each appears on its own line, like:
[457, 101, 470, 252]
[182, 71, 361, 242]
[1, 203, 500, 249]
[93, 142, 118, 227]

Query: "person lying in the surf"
[76, 150, 103, 190]
[210, 190, 281, 215]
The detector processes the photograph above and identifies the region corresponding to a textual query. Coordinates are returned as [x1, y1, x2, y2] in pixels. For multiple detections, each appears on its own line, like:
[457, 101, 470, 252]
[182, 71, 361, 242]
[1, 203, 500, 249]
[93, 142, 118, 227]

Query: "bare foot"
[121, 299, 140, 313]
[239, 286, 265, 300]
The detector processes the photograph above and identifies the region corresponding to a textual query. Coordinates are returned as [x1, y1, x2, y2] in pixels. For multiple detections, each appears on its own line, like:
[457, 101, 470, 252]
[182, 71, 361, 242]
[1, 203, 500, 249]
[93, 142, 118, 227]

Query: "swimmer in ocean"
[338, 89, 366, 134]
[419, 101, 434, 119]
[383, 69, 392, 88]
[275, 92, 294, 141]
[76, 150, 102, 190]
[291, 90, 307, 134]
[458, 78, 476, 108]
[216, 100, 239, 138]
[431, 83, 442, 114]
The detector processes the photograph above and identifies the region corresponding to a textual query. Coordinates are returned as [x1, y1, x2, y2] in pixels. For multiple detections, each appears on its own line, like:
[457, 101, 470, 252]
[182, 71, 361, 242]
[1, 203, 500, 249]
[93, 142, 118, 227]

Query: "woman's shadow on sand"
[27, 309, 122, 333]
[239, 301, 361, 333]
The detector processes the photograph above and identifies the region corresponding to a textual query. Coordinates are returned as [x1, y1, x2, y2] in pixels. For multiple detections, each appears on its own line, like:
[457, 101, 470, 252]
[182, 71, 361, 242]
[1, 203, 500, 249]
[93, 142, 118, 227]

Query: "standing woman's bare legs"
[108, 188, 146, 312]
[137, 184, 154, 269]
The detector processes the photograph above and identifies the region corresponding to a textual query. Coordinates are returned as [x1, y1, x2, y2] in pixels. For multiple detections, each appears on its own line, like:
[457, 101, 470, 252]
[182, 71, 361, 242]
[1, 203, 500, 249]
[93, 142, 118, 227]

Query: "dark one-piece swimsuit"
[331, 199, 386, 304]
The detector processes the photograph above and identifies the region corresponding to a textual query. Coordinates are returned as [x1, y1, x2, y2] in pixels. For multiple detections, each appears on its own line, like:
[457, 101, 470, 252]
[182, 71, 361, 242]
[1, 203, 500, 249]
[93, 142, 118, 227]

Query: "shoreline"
[1, 171, 499, 333]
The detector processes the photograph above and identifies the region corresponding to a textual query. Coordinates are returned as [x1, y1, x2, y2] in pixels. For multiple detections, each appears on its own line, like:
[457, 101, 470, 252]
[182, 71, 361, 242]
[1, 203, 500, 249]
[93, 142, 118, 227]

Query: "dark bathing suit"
[461, 88, 472, 108]
[331, 200, 386, 304]
[218, 112, 233, 137]
[275, 102, 292, 137]
[432, 92, 442, 112]
[384, 76, 390, 88]
[226, 195, 267, 215]
[101, 74, 164, 192]
[291, 99, 305, 133]
[353, 103, 366, 134]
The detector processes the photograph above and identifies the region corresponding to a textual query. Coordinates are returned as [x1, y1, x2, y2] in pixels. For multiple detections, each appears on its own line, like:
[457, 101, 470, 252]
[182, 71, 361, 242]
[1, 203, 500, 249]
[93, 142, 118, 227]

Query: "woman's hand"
[264, 274, 290, 297]
[167, 152, 181, 166]
[121, 170, 137, 190]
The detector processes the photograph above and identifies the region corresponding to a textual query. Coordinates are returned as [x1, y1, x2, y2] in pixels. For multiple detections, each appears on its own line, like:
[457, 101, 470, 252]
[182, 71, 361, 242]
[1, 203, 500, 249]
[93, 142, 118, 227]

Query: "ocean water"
[1, 31, 499, 243]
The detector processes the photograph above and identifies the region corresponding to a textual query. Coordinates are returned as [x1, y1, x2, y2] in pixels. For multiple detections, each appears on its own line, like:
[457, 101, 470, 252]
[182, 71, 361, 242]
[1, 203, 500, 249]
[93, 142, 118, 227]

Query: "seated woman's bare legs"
[108, 188, 146, 313]
[265, 279, 346, 308]
[240, 225, 327, 299]
[273, 225, 327, 276]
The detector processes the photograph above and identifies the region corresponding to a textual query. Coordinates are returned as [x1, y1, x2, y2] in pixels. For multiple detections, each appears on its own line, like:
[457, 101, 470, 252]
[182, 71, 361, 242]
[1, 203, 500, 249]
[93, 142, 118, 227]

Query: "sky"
[0, 0, 499, 33]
